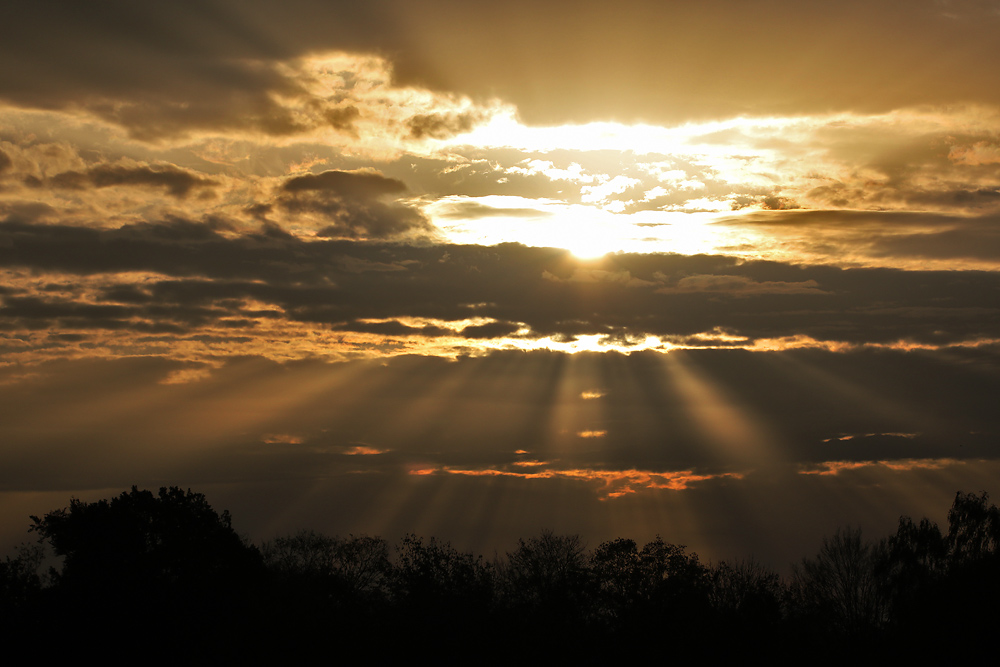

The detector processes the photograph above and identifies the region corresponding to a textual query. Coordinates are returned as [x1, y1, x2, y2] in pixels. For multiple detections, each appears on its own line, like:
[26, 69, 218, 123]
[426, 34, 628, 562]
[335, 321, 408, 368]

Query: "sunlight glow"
[663, 353, 777, 466]
[428, 196, 733, 258]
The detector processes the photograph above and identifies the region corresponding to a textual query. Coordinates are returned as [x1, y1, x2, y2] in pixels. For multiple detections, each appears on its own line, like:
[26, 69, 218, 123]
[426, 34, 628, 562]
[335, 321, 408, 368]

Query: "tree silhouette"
[500, 530, 590, 615]
[31, 486, 257, 592]
[0, 543, 43, 626]
[391, 533, 493, 613]
[947, 490, 1000, 565]
[636, 536, 709, 610]
[790, 526, 888, 637]
[8, 483, 1000, 657]
[28, 486, 263, 657]
[709, 557, 783, 622]
[590, 537, 643, 620]
[263, 529, 390, 599]
[879, 515, 947, 626]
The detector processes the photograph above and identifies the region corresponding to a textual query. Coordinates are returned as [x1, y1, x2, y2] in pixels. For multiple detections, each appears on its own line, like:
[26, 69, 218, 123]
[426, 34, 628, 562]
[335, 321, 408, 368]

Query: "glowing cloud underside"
[408, 465, 745, 499]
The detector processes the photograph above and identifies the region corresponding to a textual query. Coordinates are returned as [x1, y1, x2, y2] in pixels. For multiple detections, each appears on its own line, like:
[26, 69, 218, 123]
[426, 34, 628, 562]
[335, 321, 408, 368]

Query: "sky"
[2, 0, 1000, 569]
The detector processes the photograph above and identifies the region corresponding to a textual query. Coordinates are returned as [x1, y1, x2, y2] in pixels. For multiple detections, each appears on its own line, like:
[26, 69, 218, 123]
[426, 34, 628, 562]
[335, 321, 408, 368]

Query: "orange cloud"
[344, 445, 388, 455]
[261, 433, 304, 445]
[436, 465, 743, 499]
[799, 458, 964, 476]
[820, 432, 918, 443]
[949, 142, 1000, 166]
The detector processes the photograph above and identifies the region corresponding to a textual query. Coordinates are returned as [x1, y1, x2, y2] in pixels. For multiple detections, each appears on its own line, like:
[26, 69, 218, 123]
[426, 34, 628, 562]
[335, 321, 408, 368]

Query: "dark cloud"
[4, 0, 998, 135]
[277, 170, 431, 239]
[724, 210, 1000, 263]
[407, 111, 485, 139]
[435, 201, 551, 220]
[806, 181, 1000, 213]
[324, 106, 361, 134]
[328, 319, 452, 337]
[88, 89, 310, 141]
[868, 220, 1000, 261]
[43, 163, 218, 198]
[0, 201, 59, 223]
[728, 193, 798, 212]
[0, 221, 998, 346]
[655, 275, 825, 295]
[460, 320, 522, 338]
[793, 129, 1000, 214]
[760, 195, 800, 211]
[0, 1, 310, 139]
[901, 187, 1000, 210]
[281, 170, 407, 198]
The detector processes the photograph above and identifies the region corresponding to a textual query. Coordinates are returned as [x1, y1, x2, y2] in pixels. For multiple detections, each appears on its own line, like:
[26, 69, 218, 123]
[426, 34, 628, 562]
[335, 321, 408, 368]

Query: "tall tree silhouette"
[590, 537, 643, 621]
[500, 530, 590, 615]
[790, 526, 888, 637]
[710, 557, 783, 623]
[947, 491, 1000, 564]
[29, 486, 262, 656]
[32, 486, 258, 592]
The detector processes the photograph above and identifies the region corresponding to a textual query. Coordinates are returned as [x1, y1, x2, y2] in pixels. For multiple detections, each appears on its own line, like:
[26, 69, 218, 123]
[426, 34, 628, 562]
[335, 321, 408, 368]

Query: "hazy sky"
[2, 0, 1000, 568]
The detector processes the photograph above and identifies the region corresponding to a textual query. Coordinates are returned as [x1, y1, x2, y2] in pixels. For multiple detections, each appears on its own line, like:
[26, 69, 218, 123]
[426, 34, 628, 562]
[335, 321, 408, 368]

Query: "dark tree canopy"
[947, 490, 1000, 564]
[31, 486, 256, 589]
[22, 486, 265, 658]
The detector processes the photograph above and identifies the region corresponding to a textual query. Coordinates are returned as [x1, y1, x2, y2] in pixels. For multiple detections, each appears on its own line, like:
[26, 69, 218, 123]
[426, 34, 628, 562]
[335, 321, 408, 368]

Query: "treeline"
[2, 487, 1000, 661]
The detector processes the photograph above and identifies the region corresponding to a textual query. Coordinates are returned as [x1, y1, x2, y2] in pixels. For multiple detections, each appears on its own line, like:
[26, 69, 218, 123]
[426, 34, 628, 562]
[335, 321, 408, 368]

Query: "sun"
[546, 214, 618, 259]
[428, 197, 630, 258]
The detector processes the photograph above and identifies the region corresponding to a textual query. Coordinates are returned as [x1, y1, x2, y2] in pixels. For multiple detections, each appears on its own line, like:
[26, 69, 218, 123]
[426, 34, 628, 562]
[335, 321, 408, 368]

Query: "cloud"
[1, 0, 999, 149]
[43, 163, 218, 198]
[868, 219, 1000, 261]
[1, 226, 999, 357]
[344, 445, 388, 455]
[949, 141, 1000, 166]
[434, 201, 551, 220]
[799, 458, 962, 476]
[323, 106, 361, 135]
[656, 275, 826, 295]
[276, 169, 432, 239]
[435, 465, 743, 499]
[281, 170, 408, 198]
[716, 209, 1000, 268]
[459, 320, 522, 339]
[408, 111, 485, 140]
[543, 268, 655, 287]
[0, 22, 501, 147]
